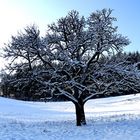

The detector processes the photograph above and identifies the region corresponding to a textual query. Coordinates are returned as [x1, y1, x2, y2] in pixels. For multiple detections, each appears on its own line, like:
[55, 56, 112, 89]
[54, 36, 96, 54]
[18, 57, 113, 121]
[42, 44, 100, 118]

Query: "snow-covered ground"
[0, 94, 140, 140]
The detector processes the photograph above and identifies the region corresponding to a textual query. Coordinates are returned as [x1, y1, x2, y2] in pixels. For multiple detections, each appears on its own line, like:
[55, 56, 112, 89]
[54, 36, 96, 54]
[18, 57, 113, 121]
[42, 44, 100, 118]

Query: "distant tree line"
[1, 51, 140, 101]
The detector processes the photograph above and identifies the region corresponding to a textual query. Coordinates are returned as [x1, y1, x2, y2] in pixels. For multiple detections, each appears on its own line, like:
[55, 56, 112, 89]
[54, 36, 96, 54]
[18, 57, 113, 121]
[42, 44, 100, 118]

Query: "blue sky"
[0, 0, 140, 52]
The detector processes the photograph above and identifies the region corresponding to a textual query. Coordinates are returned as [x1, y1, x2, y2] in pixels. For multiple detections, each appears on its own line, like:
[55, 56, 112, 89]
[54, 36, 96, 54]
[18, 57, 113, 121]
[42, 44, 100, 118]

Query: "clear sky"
[0, 0, 140, 60]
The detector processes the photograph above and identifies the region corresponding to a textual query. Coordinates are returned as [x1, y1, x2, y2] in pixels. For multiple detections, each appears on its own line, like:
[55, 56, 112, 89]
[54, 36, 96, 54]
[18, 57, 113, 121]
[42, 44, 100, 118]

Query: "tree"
[2, 9, 140, 126]
[3, 25, 42, 72]
[126, 51, 140, 64]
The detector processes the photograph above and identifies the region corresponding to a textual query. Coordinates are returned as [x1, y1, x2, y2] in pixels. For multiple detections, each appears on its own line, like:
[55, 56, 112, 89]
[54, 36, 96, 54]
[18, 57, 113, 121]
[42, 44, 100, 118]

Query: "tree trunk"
[75, 101, 86, 126]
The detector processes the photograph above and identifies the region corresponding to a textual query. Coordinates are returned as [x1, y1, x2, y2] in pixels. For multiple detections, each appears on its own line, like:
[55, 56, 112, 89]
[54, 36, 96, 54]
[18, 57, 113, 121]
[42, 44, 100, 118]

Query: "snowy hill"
[0, 94, 140, 140]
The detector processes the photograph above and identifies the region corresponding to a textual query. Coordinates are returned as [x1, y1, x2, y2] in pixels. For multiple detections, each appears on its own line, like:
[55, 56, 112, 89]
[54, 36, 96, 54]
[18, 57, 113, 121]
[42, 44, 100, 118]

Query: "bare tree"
[3, 25, 41, 72]
[2, 9, 140, 126]
[35, 9, 138, 126]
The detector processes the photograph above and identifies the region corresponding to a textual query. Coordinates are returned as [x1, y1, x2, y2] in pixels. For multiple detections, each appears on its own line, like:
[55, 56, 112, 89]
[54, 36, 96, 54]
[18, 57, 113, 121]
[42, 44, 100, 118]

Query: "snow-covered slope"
[0, 94, 140, 140]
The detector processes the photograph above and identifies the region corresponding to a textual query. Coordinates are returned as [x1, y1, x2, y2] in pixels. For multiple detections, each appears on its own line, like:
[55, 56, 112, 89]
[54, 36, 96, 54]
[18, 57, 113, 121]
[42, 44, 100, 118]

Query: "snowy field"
[0, 94, 140, 140]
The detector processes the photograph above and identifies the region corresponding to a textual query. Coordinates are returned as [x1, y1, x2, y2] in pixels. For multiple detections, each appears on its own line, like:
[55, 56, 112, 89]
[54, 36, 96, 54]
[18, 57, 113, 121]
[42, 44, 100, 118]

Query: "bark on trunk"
[75, 101, 86, 126]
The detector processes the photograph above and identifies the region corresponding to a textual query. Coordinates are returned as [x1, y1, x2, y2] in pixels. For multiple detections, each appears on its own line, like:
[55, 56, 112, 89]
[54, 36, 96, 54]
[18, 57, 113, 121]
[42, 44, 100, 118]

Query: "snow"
[0, 94, 140, 140]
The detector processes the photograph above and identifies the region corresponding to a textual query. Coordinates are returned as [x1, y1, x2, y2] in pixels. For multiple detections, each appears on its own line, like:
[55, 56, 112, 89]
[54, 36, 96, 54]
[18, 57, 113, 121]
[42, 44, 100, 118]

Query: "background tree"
[3, 25, 42, 72]
[2, 9, 140, 126]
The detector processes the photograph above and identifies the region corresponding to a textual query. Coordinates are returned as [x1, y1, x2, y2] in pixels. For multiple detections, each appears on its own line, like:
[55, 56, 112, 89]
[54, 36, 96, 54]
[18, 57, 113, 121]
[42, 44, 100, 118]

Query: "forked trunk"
[75, 101, 86, 126]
